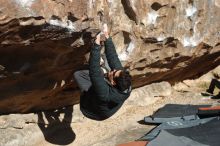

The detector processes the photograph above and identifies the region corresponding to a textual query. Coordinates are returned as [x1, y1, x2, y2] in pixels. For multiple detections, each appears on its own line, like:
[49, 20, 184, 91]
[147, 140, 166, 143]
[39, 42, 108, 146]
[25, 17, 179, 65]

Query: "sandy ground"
[35, 87, 219, 146]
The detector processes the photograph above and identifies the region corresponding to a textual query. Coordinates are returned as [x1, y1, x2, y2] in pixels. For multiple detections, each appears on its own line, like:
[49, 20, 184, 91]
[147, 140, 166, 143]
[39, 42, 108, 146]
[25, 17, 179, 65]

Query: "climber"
[74, 24, 132, 121]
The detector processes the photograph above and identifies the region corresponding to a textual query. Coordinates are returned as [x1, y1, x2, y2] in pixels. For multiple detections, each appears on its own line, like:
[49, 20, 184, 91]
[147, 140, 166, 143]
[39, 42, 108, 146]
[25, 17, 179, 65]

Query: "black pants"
[207, 79, 220, 95]
[74, 70, 91, 93]
[74, 54, 110, 92]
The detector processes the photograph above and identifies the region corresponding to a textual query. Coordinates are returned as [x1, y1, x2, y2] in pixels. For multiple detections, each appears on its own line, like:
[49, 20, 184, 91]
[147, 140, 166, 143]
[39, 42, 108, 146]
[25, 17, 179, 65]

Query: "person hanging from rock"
[74, 24, 132, 121]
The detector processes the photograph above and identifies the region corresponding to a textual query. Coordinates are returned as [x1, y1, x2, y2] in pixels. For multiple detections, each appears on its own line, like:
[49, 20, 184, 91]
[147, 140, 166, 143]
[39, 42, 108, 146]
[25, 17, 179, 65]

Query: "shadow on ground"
[37, 106, 75, 145]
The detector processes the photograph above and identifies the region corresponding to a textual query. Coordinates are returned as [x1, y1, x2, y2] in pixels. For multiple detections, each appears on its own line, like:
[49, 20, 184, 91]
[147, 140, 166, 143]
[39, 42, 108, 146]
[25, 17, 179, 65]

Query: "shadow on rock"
[37, 106, 75, 145]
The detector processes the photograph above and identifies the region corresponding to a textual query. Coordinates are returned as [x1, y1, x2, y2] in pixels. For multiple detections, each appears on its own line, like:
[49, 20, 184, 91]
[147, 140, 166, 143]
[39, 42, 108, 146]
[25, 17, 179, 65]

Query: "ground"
[38, 89, 219, 146]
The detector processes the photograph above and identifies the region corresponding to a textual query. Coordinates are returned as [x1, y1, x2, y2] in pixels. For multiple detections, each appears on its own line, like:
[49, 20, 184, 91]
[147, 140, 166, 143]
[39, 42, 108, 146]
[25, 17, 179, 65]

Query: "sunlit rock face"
[0, 0, 219, 113]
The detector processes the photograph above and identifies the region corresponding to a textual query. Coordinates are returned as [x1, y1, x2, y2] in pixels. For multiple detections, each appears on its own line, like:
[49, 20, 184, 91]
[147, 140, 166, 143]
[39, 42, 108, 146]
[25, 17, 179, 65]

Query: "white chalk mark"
[147, 10, 159, 25]
[15, 0, 35, 8]
[61, 80, 65, 87]
[49, 19, 76, 32]
[157, 35, 166, 41]
[118, 42, 135, 61]
[53, 82, 57, 89]
[185, 5, 197, 17]
[182, 33, 201, 47]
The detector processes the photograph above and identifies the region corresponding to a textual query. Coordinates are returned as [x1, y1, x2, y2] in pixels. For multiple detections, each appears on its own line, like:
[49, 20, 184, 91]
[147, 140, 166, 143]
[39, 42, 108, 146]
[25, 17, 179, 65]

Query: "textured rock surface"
[0, 81, 219, 146]
[174, 65, 220, 93]
[0, 0, 219, 113]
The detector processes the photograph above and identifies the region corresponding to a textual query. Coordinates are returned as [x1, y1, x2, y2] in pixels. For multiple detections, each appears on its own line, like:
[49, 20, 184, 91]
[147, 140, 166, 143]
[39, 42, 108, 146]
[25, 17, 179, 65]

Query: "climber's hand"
[102, 23, 109, 39]
[95, 33, 101, 45]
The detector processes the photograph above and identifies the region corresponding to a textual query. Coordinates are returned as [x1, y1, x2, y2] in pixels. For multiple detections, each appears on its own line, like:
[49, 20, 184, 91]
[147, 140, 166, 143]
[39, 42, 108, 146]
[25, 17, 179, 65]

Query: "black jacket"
[80, 38, 131, 120]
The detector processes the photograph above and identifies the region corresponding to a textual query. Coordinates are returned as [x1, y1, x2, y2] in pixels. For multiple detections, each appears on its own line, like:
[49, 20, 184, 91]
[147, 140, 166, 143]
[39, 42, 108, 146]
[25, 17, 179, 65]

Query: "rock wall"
[0, 0, 219, 113]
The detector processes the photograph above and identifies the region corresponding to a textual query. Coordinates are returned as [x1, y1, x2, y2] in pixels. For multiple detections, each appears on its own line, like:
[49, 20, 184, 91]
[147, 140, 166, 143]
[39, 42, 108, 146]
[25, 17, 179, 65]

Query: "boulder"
[0, 0, 219, 113]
